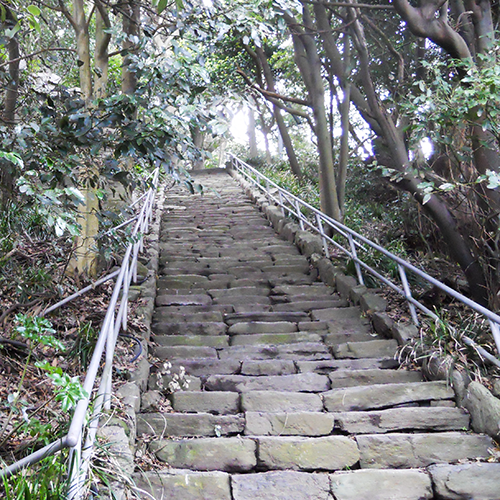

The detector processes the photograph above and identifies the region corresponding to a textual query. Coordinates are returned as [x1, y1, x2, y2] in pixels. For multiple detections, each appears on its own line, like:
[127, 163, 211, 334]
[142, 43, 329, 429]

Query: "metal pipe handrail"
[0, 168, 160, 498]
[228, 154, 500, 364]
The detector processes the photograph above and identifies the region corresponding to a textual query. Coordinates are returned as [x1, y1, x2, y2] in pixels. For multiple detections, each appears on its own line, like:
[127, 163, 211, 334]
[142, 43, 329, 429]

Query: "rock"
[257, 436, 359, 471]
[422, 353, 454, 381]
[429, 463, 500, 500]
[330, 469, 433, 500]
[357, 432, 493, 468]
[117, 382, 141, 412]
[322, 381, 454, 411]
[149, 437, 257, 472]
[133, 470, 232, 500]
[245, 412, 335, 436]
[391, 322, 419, 345]
[335, 274, 357, 299]
[294, 231, 323, 257]
[231, 471, 331, 500]
[371, 312, 394, 337]
[359, 293, 387, 314]
[97, 426, 134, 475]
[463, 381, 500, 439]
[140, 390, 163, 412]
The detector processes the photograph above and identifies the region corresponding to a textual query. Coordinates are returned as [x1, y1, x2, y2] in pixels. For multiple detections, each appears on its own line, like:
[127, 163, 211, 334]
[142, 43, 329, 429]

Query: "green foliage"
[35, 361, 88, 413]
[14, 314, 63, 351]
[1, 453, 68, 500]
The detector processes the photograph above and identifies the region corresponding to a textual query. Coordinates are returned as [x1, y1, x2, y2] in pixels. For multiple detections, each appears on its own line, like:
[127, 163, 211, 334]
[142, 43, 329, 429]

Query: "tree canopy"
[2, 0, 500, 305]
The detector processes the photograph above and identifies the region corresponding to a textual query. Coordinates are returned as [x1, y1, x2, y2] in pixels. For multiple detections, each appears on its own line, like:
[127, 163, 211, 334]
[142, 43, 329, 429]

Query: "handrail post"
[295, 200, 305, 230]
[316, 213, 330, 258]
[398, 263, 419, 325]
[278, 191, 285, 216]
[348, 233, 364, 285]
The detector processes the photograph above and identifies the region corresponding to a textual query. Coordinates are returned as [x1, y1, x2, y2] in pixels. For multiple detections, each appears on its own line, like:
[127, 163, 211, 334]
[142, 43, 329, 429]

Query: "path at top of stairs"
[133, 169, 500, 500]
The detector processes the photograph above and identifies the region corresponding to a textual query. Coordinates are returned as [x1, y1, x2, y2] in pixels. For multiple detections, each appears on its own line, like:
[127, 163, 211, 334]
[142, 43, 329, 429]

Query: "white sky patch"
[421, 137, 433, 159]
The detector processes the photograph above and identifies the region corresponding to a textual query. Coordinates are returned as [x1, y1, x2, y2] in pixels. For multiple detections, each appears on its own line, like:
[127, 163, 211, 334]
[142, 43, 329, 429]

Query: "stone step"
[228, 321, 298, 334]
[240, 360, 296, 376]
[133, 470, 233, 500]
[322, 381, 455, 411]
[152, 321, 227, 336]
[171, 391, 240, 414]
[296, 358, 400, 372]
[271, 299, 346, 312]
[357, 432, 494, 468]
[225, 312, 309, 325]
[153, 335, 229, 347]
[153, 310, 224, 323]
[244, 411, 335, 436]
[137, 412, 245, 437]
[335, 406, 470, 434]
[217, 343, 332, 361]
[328, 368, 422, 387]
[148, 435, 359, 472]
[152, 345, 218, 359]
[230, 332, 322, 346]
[149, 437, 257, 472]
[332, 339, 399, 359]
[204, 372, 330, 393]
[169, 358, 242, 377]
[241, 391, 324, 412]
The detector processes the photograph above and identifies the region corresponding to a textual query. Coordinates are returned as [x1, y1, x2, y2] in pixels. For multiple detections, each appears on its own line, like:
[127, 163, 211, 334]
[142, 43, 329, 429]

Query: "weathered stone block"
[323, 381, 454, 411]
[330, 469, 433, 500]
[332, 339, 398, 359]
[257, 436, 359, 471]
[336, 274, 357, 299]
[429, 463, 500, 500]
[171, 391, 240, 414]
[245, 411, 335, 436]
[241, 391, 323, 412]
[463, 381, 500, 439]
[335, 407, 470, 434]
[359, 292, 387, 314]
[133, 470, 232, 500]
[329, 368, 422, 388]
[204, 372, 330, 393]
[137, 412, 245, 437]
[357, 432, 493, 468]
[231, 471, 331, 500]
[149, 437, 257, 471]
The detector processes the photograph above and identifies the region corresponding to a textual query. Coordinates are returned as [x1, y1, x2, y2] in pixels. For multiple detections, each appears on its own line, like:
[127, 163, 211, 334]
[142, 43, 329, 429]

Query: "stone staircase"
[132, 169, 499, 500]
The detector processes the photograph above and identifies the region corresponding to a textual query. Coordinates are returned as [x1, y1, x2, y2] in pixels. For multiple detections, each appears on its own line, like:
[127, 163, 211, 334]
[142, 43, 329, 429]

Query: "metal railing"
[228, 154, 500, 367]
[0, 168, 159, 499]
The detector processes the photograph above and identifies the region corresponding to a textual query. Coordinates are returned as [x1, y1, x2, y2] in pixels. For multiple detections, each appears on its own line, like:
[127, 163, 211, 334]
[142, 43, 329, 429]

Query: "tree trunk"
[285, 6, 341, 220]
[73, 0, 92, 102]
[337, 33, 351, 218]
[247, 105, 258, 159]
[255, 47, 302, 177]
[122, 0, 140, 96]
[94, 3, 111, 99]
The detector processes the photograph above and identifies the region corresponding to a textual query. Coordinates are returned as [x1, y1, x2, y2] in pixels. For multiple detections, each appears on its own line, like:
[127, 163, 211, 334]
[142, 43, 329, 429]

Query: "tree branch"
[236, 69, 312, 117]
[303, 0, 394, 9]
[0, 47, 76, 69]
